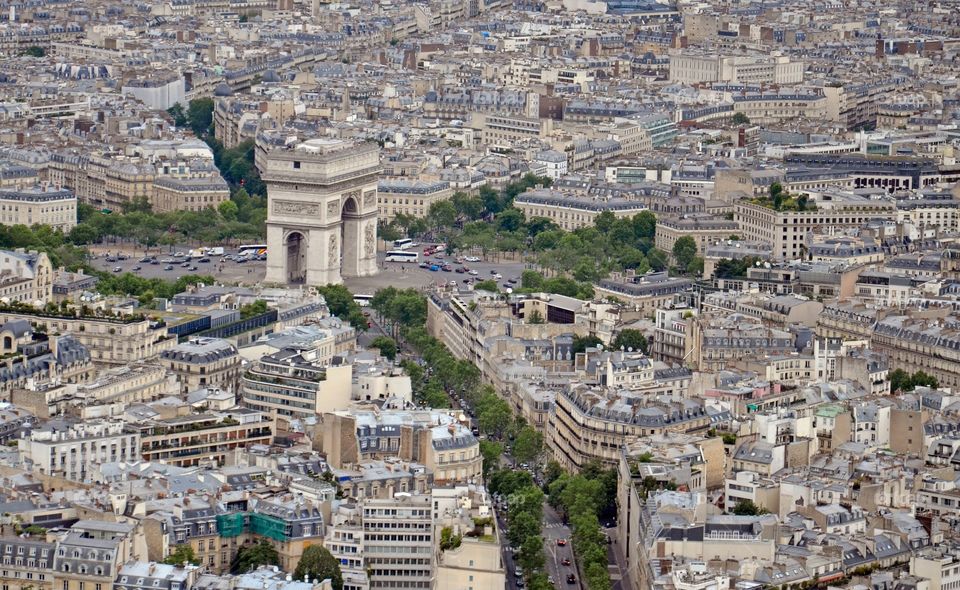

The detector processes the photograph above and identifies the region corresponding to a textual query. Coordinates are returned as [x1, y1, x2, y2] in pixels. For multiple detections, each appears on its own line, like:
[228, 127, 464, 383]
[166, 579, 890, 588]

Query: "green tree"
[218, 199, 239, 221]
[572, 334, 603, 355]
[479, 440, 503, 476]
[518, 534, 546, 572]
[477, 392, 512, 439]
[732, 112, 751, 125]
[594, 210, 616, 234]
[672, 236, 698, 272]
[187, 97, 215, 137]
[293, 545, 343, 589]
[167, 103, 188, 127]
[231, 540, 279, 573]
[527, 310, 544, 324]
[427, 200, 458, 233]
[520, 270, 544, 290]
[22, 46, 44, 57]
[507, 511, 539, 546]
[512, 426, 544, 465]
[647, 248, 669, 271]
[370, 336, 397, 361]
[732, 499, 761, 516]
[473, 279, 498, 292]
[163, 544, 199, 566]
[495, 208, 525, 233]
[611, 329, 648, 354]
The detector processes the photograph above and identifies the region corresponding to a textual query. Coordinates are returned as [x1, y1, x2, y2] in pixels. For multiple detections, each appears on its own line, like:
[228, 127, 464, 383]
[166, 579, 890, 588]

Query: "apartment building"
[362, 494, 433, 590]
[655, 214, 740, 256]
[471, 112, 552, 146]
[594, 271, 693, 314]
[910, 546, 960, 590]
[688, 314, 795, 371]
[872, 312, 960, 390]
[734, 194, 897, 260]
[433, 486, 505, 590]
[160, 337, 242, 394]
[669, 54, 804, 85]
[0, 249, 53, 304]
[151, 176, 230, 213]
[0, 186, 76, 231]
[138, 409, 274, 467]
[549, 384, 716, 470]
[319, 409, 482, 486]
[513, 188, 656, 231]
[21, 419, 141, 482]
[240, 348, 352, 422]
[377, 179, 452, 221]
[0, 309, 176, 365]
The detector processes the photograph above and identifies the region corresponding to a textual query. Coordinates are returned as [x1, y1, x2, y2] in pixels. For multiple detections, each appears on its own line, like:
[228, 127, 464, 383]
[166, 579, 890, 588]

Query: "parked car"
[429, 264, 440, 271]
[139, 256, 152, 263]
[464, 256, 480, 262]
[556, 539, 567, 546]
[113, 266, 122, 273]
[455, 267, 466, 273]
[468, 269, 479, 275]
[164, 265, 174, 271]
[132, 266, 142, 272]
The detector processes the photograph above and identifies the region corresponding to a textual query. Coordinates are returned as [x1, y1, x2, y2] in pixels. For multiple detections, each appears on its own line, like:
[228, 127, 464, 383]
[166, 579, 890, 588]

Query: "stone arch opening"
[285, 231, 307, 284]
[341, 197, 362, 278]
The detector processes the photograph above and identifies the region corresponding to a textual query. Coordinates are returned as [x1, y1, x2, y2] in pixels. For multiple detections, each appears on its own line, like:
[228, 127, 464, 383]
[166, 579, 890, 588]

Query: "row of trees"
[488, 470, 552, 590]
[546, 461, 618, 590]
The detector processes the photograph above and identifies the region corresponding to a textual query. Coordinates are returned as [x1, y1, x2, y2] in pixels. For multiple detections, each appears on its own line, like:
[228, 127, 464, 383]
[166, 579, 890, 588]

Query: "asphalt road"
[542, 503, 579, 590]
[87, 245, 528, 293]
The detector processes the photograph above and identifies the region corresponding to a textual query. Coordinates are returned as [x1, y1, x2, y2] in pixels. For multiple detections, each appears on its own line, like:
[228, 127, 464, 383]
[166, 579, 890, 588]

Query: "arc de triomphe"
[263, 139, 381, 286]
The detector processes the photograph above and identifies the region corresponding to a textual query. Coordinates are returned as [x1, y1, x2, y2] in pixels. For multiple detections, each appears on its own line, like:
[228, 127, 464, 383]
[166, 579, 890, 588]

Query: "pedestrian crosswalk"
[542, 522, 567, 529]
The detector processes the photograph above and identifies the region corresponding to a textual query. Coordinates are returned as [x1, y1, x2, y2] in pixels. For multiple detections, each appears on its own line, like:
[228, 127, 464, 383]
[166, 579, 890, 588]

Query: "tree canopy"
[294, 545, 343, 589]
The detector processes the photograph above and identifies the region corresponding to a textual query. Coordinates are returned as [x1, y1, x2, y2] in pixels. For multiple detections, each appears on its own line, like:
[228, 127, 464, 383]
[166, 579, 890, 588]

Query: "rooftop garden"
[747, 182, 817, 212]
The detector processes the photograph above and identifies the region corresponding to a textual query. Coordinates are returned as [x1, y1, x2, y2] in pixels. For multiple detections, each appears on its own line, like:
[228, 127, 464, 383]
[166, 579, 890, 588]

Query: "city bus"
[353, 294, 374, 307]
[385, 250, 419, 263]
[393, 238, 413, 250]
[238, 244, 268, 255]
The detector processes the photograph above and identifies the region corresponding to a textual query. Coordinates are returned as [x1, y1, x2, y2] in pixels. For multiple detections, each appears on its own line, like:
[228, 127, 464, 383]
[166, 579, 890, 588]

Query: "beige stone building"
[377, 179, 453, 221]
[159, 337, 242, 394]
[151, 175, 230, 212]
[655, 214, 740, 256]
[734, 195, 896, 261]
[0, 186, 76, 231]
[0, 249, 53, 304]
[549, 384, 713, 470]
[0, 309, 176, 365]
[320, 409, 482, 486]
[514, 188, 657, 231]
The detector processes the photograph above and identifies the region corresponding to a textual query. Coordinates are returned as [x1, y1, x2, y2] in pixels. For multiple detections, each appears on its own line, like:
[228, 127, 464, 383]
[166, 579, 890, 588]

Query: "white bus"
[353, 294, 374, 307]
[385, 250, 419, 263]
[238, 244, 268, 255]
[393, 238, 413, 250]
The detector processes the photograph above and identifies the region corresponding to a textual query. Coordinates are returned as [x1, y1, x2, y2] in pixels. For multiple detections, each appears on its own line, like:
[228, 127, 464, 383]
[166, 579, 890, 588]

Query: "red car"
[556, 539, 567, 546]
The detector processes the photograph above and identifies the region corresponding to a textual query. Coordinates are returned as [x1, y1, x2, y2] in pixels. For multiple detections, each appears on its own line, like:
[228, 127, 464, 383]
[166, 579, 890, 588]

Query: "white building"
[21, 419, 141, 482]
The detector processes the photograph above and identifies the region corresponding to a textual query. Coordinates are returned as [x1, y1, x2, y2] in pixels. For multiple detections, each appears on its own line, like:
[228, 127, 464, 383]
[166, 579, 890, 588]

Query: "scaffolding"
[216, 513, 246, 537]
[250, 513, 288, 541]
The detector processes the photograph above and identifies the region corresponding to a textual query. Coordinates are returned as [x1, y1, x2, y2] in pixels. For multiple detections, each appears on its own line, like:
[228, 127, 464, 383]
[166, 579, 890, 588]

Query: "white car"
[468, 269, 479, 275]
[464, 256, 480, 262]
[494, 273, 503, 280]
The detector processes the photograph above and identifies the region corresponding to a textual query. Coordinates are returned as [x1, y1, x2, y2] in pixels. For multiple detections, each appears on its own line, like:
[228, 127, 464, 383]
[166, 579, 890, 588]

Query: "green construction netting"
[216, 513, 246, 537]
[250, 513, 287, 541]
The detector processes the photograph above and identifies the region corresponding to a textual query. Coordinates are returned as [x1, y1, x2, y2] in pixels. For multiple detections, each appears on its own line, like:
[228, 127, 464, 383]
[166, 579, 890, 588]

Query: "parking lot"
[88, 249, 267, 283]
